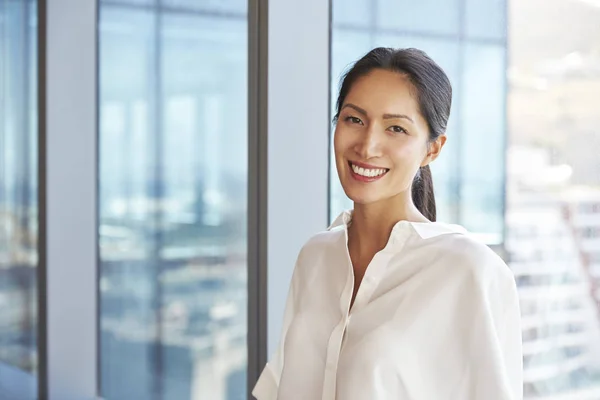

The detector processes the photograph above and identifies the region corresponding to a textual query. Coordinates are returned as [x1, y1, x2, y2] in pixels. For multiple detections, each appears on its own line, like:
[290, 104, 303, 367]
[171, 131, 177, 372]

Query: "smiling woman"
[252, 47, 523, 400]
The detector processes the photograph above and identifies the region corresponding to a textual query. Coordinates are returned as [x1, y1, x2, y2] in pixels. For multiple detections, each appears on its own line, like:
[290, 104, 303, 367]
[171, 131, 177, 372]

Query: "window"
[0, 0, 38, 397]
[330, 0, 506, 242]
[98, 1, 248, 399]
[375, 0, 460, 36]
[460, 43, 505, 239]
[507, 0, 600, 396]
[464, 0, 506, 40]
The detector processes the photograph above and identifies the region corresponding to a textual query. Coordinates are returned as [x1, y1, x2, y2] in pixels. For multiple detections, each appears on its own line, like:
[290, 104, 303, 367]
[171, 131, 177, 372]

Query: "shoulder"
[287, 227, 345, 291]
[426, 229, 516, 293]
[296, 226, 345, 263]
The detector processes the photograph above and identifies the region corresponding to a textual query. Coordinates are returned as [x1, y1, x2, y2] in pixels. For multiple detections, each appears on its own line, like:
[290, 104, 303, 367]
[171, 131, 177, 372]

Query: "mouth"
[348, 161, 389, 182]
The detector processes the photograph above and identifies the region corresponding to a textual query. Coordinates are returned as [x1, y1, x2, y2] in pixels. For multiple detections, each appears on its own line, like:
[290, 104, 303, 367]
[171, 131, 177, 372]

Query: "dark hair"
[334, 47, 452, 222]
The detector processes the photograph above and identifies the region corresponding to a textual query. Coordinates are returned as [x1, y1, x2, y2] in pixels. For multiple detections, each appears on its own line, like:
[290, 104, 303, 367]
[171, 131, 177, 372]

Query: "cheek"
[387, 140, 427, 186]
[389, 139, 423, 166]
[333, 128, 341, 153]
[334, 126, 351, 157]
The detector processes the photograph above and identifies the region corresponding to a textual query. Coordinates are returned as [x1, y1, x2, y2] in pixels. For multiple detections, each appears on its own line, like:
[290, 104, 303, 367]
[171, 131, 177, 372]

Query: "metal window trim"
[37, 0, 48, 396]
[247, 0, 269, 397]
[248, 0, 332, 397]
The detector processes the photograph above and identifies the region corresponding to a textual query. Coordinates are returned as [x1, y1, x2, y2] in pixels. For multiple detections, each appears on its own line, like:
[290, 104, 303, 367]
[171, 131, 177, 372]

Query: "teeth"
[351, 163, 387, 178]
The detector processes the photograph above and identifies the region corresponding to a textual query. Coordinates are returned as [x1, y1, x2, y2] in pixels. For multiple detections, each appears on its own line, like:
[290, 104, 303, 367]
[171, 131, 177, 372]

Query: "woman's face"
[334, 69, 444, 206]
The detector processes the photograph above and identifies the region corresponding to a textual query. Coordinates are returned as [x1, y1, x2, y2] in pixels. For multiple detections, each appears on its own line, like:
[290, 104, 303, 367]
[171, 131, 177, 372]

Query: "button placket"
[350, 252, 391, 314]
[322, 219, 413, 399]
[321, 233, 356, 400]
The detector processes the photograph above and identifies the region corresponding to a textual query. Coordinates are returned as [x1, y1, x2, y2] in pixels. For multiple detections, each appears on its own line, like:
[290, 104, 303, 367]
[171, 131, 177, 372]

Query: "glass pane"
[0, 0, 38, 398]
[460, 43, 506, 243]
[332, 0, 371, 28]
[329, 26, 467, 227]
[508, 0, 600, 397]
[100, 0, 154, 5]
[331, 0, 507, 241]
[464, 0, 506, 40]
[161, 0, 246, 14]
[99, 3, 248, 400]
[375, 0, 460, 36]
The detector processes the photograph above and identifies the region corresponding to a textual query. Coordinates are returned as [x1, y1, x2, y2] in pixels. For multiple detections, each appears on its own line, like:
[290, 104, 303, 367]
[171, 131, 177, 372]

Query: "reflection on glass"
[0, 0, 38, 397]
[161, 0, 246, 13]
[330, 0, 506, 244]
[507, 0, 600, 397]
[461, 43, 506, 242]
[99, 2, 248, 399]
[331, 0, 371, 27]
[376, 0, 460, 36]
[464, 0, 506, 40]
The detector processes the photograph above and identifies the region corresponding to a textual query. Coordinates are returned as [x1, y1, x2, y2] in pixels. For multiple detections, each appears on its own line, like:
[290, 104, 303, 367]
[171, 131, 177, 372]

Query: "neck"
[348, 194, 428, 259]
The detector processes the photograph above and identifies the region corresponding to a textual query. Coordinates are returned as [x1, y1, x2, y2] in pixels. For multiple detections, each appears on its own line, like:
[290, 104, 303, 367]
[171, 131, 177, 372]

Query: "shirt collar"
[328, 210, 467, 239]
[327, 210, 353, 231]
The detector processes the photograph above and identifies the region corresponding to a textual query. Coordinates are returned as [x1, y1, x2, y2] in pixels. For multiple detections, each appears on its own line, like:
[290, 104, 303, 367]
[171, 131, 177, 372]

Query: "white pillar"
[42, 0, 98, 398]
[267, 0, 331, 354]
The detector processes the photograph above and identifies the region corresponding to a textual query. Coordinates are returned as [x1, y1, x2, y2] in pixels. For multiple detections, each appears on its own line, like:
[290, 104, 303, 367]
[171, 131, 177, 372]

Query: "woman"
[253, 47, 523, 400]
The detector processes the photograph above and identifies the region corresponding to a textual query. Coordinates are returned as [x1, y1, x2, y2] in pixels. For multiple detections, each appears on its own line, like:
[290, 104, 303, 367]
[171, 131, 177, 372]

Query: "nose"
[353, 126, 382, 159]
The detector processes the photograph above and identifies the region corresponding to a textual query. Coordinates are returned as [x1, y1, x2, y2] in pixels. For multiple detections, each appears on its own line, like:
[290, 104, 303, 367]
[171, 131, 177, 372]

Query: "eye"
[344, 115, 364, 125]
[389, 125, 408, 135]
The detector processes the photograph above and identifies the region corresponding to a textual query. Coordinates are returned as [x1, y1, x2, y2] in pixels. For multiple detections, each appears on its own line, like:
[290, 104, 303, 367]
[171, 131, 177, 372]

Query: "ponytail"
[412, 165, 436, 222]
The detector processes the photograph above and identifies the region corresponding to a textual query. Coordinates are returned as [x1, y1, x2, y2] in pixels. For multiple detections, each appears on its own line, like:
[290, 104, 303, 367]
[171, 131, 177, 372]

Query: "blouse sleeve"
[251, 265, 298, 400]
[465, 259, 524, 400]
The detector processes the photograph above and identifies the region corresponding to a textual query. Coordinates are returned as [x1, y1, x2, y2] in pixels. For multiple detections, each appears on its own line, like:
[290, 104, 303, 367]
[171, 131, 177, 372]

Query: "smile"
[348, 161, 389, 182]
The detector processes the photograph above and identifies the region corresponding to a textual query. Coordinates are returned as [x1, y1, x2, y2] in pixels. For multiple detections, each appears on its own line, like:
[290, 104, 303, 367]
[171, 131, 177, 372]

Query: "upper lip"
[348, 160, 389, 170]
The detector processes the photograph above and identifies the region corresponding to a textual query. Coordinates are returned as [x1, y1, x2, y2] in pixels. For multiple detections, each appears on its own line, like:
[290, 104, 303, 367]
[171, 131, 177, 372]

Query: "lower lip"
[349, 164, 388, 182]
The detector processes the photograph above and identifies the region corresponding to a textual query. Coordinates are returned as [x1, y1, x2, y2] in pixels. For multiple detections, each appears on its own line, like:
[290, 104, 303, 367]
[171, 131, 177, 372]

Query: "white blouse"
[253, 210, 523, 400]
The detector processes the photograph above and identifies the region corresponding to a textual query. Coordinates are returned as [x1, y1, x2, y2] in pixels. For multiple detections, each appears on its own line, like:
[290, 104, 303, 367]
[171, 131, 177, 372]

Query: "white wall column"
[41, 0, 98, 398]
[267, 0, 331, 354]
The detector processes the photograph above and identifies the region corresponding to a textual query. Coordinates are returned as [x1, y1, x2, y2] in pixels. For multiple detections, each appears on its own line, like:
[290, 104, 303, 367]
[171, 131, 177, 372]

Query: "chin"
[342, 186, 384, 205]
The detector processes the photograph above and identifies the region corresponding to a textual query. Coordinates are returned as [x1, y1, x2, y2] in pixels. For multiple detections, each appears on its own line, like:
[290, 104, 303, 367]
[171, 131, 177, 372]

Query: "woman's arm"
[462, 259, 524, 399]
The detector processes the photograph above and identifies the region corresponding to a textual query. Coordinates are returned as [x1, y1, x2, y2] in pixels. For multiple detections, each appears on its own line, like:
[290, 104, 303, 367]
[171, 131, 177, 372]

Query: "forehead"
[344, 69, 420, 116]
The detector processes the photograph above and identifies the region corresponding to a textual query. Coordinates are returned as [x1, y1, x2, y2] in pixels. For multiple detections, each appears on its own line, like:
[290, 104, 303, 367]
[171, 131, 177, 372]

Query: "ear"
[421, 134, 447, 167]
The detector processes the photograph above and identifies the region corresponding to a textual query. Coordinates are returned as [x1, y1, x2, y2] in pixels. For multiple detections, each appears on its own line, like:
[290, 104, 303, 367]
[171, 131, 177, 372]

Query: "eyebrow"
[342, 103, 414, 123]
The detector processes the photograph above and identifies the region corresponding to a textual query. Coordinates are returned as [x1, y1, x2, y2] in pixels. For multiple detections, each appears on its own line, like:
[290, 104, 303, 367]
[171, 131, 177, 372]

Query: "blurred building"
[507, 147, 600, 398]
[564, 189, 600, 329]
